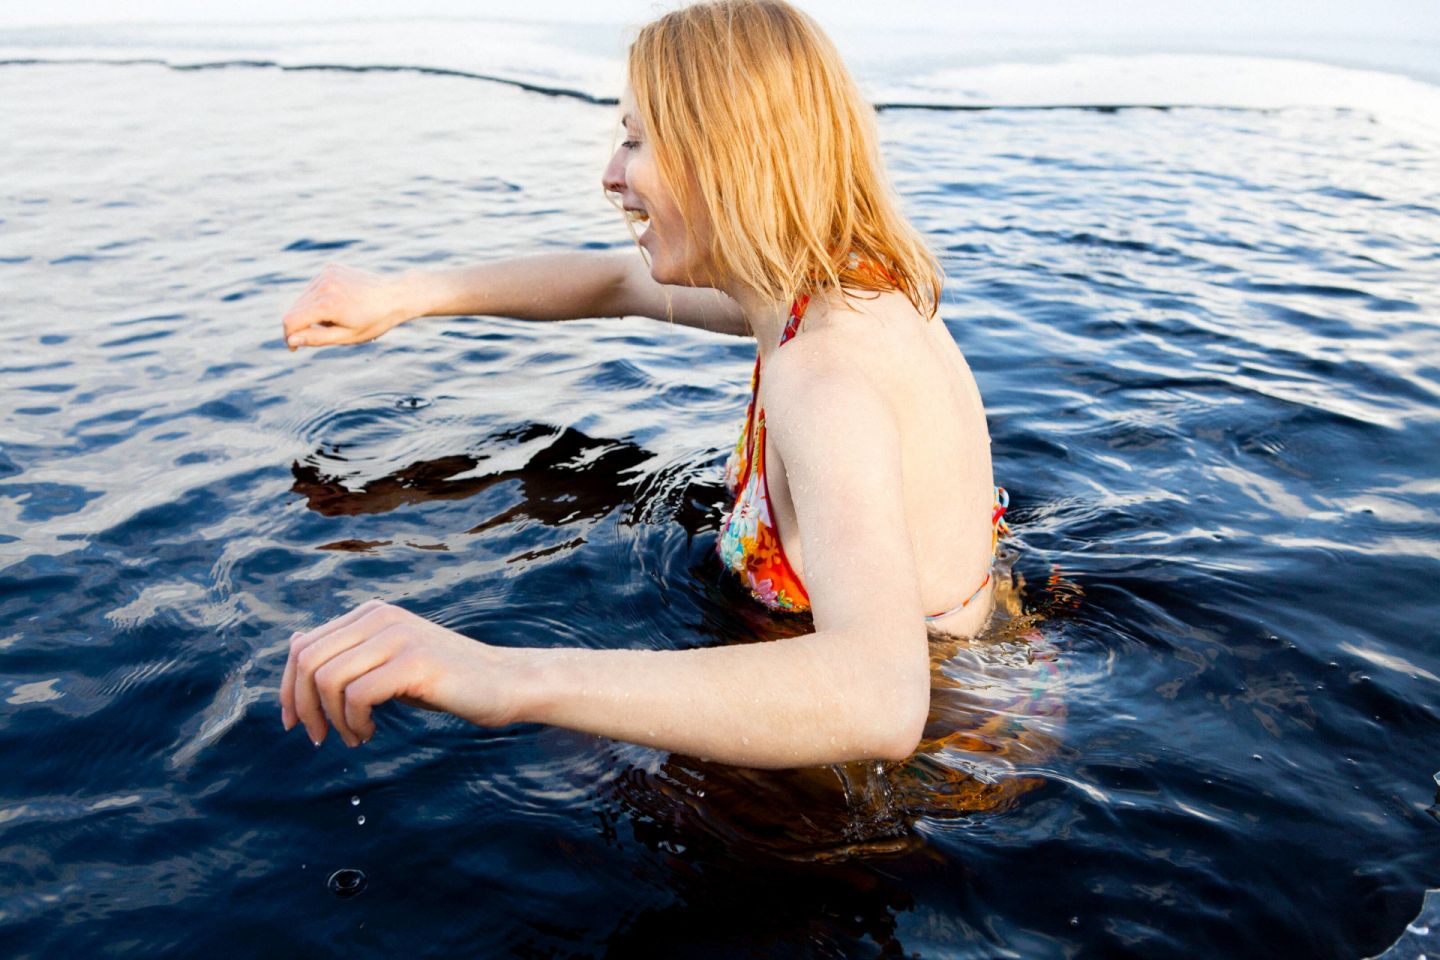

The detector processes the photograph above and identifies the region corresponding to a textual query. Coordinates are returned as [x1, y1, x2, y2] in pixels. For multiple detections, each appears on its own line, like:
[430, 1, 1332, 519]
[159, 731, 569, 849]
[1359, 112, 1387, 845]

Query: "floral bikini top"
[716, 293, 1010, 617]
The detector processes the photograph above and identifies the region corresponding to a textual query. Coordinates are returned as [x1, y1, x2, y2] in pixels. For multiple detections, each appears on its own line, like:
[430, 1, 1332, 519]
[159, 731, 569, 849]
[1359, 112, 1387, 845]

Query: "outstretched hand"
[281, 262, 415, 351]
[279, 599, 522, 747]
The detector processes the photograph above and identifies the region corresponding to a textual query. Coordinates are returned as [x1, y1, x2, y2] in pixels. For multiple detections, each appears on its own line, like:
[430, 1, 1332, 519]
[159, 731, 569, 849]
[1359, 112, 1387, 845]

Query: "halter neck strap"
[779, 294, 809, 348]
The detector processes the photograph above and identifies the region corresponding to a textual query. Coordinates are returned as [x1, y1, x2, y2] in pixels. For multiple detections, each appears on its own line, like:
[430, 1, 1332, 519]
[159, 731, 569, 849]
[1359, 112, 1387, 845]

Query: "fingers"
[282, 599, 388, 729]
[283, 600, 396, 742]
[342, 654, 417, 744]
[292, 323, 357, 349]
[283, 283, 334, 342]
[293, 630, 375, 745]
[312, 626, 408, 747]
[281, 263, 365, 351]
[280, 631, 302, 731]
[282, 304, 323, 346]
[297, 598, 392, 649]
[283, 302, 347, 350]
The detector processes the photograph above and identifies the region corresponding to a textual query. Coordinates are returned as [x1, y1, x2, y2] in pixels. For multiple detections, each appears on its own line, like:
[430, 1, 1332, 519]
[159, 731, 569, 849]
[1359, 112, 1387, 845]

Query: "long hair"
[623, 0, 944, 319]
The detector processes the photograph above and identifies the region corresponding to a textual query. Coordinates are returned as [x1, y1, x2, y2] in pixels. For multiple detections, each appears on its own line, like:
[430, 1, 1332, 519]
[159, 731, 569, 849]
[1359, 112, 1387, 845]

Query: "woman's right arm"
[281, 251, 748, 351]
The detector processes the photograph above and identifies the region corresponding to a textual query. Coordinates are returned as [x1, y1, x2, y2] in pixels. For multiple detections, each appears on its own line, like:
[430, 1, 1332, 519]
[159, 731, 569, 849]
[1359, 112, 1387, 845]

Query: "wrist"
[494, 644, 566, 727]
[394, 267, 440, 321]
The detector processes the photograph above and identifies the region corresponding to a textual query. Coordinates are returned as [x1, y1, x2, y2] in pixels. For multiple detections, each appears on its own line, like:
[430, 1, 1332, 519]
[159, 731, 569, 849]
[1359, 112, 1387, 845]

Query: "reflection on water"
[292, 423, 651, 551]
[3, 57, 1440, 959]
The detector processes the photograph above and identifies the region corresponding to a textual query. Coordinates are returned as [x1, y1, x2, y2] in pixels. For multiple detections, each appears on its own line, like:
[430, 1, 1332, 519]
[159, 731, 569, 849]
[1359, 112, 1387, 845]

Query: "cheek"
[634, 161, 662, 203]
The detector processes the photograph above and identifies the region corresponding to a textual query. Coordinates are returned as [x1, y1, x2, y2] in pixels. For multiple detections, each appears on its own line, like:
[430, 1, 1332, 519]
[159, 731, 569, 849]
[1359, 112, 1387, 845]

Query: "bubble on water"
[395, 396, 431, 410]
[351, 796, 360, 806]
[327, 868, 367, 899]
[356, 814, 366, 825]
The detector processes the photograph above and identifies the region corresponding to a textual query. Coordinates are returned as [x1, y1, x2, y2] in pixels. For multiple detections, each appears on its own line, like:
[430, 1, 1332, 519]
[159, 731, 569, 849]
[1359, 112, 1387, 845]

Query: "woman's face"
[602, 88, 714, 287]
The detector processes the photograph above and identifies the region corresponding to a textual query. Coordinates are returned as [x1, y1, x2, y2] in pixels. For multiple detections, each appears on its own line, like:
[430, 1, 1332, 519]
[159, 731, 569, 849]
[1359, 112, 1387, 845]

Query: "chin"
[641, 228, 711, 285]
[647, 253, 707, 288]
[651, 264, 691, 286]
[646, 256, 681, 286]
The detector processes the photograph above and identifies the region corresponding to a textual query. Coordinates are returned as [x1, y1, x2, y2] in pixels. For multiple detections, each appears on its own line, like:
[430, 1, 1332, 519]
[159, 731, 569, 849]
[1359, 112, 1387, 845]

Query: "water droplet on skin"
[356, 814, 366, 825]
[742, 736, 750, 745]
[327, 868, 367, 898]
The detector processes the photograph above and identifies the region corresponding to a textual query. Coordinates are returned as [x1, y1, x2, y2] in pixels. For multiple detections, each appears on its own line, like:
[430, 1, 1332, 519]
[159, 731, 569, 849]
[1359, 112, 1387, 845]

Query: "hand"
[281, 262, 415, 351]
[279, 599, 522, 747]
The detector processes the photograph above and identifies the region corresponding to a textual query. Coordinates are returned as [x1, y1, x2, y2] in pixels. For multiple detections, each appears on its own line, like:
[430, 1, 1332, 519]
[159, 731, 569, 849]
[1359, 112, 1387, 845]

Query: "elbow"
[829, 623, 931, 763]
[874, 700, 927, 762]
[869, 670, 930, 763]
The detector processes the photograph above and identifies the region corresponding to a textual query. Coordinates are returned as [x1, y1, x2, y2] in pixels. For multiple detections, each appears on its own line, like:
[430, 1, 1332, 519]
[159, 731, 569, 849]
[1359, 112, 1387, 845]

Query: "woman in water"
[277, 0, 1008, 770]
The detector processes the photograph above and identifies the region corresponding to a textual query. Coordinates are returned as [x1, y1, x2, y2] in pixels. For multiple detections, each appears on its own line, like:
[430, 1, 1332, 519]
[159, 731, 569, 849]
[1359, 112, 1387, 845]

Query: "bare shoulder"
[763, 334, 898, 449]
[765, 291, 911, 394]
[763, 289, 952, 454]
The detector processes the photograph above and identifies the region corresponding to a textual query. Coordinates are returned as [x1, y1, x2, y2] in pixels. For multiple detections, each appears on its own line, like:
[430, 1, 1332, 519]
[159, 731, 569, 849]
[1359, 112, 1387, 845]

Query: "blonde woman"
[277, 0, 1008, 770]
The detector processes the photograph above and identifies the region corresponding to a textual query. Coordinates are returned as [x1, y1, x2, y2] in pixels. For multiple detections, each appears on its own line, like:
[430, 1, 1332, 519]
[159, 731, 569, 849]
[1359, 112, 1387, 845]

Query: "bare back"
[754, 289, 998, 637]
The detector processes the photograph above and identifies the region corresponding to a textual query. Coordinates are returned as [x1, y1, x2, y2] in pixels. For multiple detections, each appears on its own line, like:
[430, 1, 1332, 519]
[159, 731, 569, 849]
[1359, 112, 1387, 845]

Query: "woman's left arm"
[280, 363, 932, 769]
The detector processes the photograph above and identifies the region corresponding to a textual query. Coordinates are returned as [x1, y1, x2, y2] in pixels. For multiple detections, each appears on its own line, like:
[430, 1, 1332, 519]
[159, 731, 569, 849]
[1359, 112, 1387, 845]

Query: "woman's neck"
[725, 281, 837, 361]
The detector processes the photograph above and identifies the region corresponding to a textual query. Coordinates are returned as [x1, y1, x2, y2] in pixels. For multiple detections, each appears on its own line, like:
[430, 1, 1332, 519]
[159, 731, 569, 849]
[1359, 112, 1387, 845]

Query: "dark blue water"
[2, 60, 1439, 958]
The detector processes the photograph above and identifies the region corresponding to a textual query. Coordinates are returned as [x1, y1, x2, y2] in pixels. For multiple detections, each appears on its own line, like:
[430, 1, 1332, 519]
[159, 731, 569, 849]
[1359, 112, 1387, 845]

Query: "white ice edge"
[4, 20, 1440, 139]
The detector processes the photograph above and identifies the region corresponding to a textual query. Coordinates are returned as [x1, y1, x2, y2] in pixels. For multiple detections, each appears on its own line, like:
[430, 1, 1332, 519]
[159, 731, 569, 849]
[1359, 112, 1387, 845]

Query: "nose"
[602, 145, 626, 196]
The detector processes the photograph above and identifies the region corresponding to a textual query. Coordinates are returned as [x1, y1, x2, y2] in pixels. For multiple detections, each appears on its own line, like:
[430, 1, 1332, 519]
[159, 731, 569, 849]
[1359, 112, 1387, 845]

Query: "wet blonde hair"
[622, 0, 944, 320]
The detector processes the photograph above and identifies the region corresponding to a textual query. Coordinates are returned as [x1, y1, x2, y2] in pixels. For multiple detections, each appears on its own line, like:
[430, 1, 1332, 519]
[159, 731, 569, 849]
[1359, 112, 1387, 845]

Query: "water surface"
[2, 55, 1439, 958]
